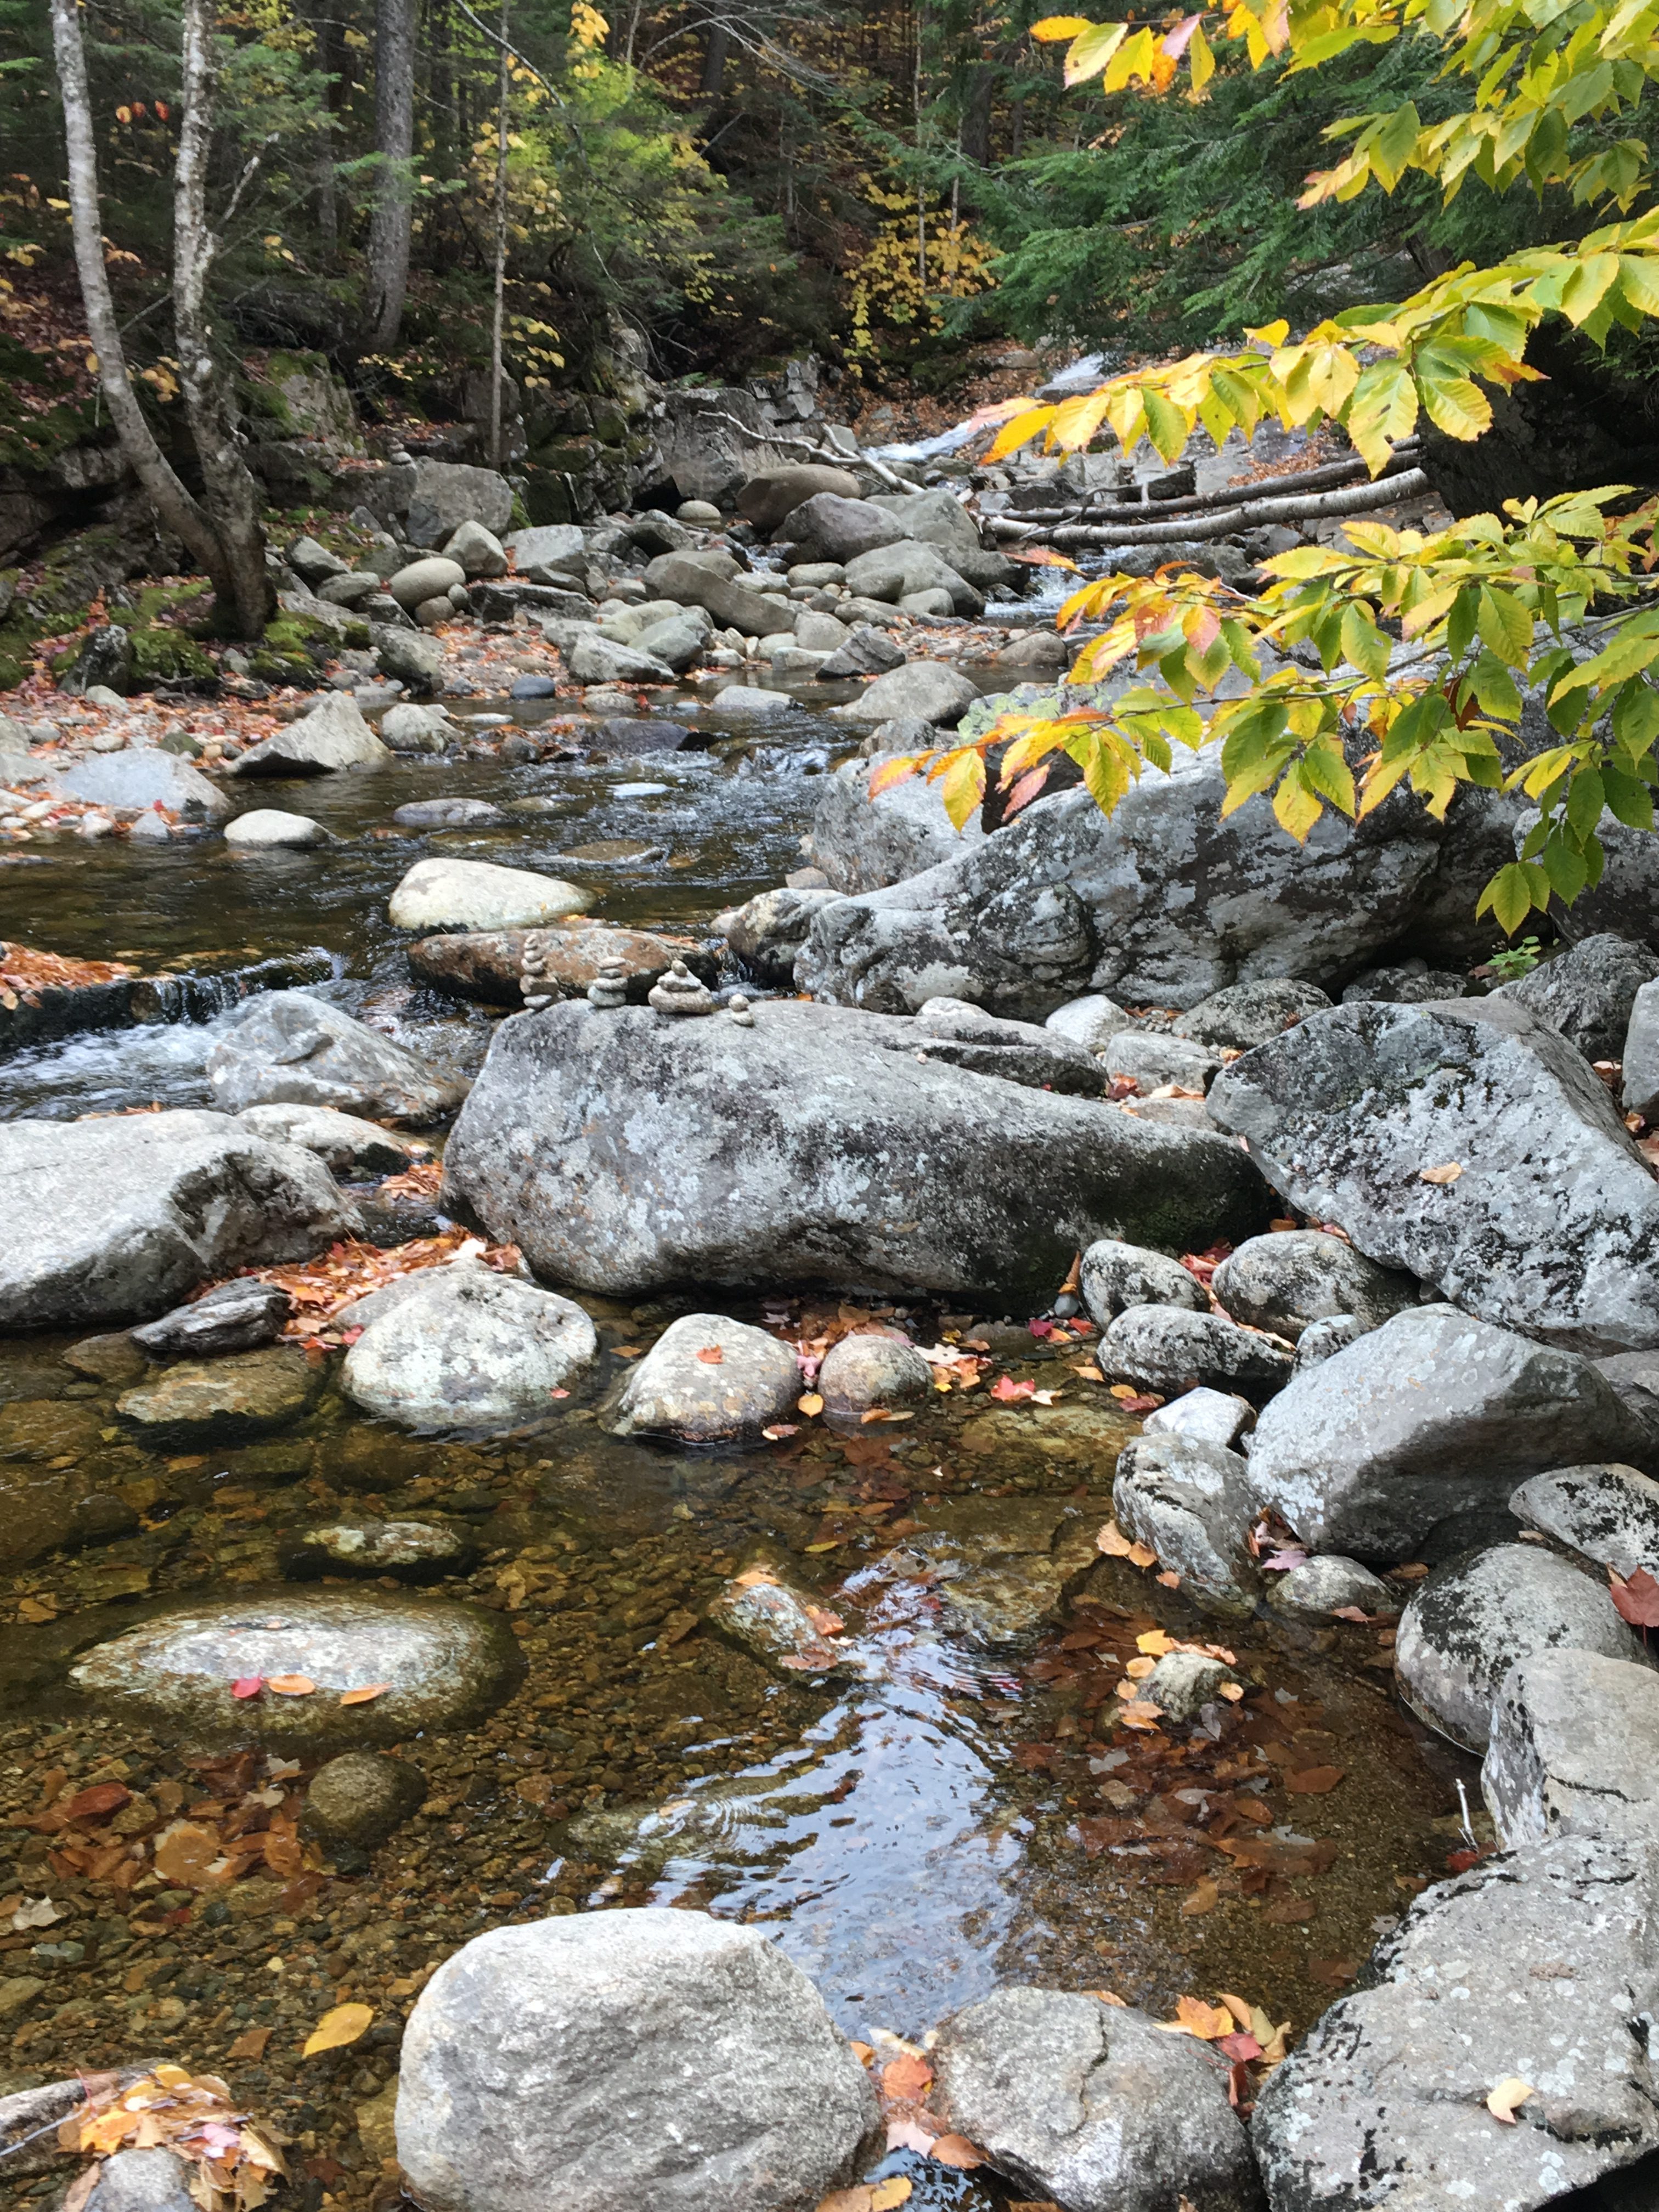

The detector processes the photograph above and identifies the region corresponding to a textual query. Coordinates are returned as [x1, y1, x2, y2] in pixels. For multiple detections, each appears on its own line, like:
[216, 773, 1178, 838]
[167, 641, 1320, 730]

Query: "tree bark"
[48, 0, 229, 594]
[175, 0, 275, 634]
[698, 15, 729, 94]
[488, 0, 509, 471]
[368, 0, 416, 345]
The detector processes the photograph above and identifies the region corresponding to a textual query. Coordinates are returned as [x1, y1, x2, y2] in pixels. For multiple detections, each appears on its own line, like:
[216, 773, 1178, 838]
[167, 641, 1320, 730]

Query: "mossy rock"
[126, 624, 215, 685]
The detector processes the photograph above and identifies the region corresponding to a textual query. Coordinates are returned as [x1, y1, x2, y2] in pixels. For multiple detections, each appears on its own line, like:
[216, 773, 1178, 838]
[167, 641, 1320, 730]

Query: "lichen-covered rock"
[1207, 997, 1659, 1353]
[605, 1313, 799, 1443]
[1509, 1462, 1659, 1577]
[1113, 1432, 1260, 1617]
[1268, 1555, 1392, 1618]
[235, 1103, 427, 1177]
[1142, 1387, 1254, 1453]
[1252, 1836, 1659, 2211]
[395, 1909, 881, 2212]
[1142, 1649, 1239, 1722]
[0, 1109, 357, 1330]
[1211, 1230, 1417, 1341]
[1102, 1305, 1293, 1401]
[71, 1587, 523, 1748]
[388, 858, 591, 932]
[1171, 978, 1333, 1051]
[1493, 932, 1659, 1063]
[206, 991, 469, 1125]
[228, 692, 391, 777]
[129, 1277, 291, 1357]
[1395, 1543, 1652, 1750]
[929, 1986, 1262, 2212]
[806, 759, 986, 895]
[441, 998, 1269, 1307]
[1244, 1307, 1649, 1560]
[720, 887, 847, 985]
[341, 1262, 598, 1431]
[1483, 1649, 1659, 1849]
[1080, 1239, 1207, 1325]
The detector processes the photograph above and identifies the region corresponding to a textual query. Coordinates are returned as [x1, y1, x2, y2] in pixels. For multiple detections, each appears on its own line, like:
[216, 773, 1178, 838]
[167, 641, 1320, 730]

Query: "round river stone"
[69, 1587, 524, 1749]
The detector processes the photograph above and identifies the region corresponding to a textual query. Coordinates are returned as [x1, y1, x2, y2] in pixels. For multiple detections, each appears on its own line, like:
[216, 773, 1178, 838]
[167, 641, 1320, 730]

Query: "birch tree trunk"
[175, 0, 275, 634]
[368, 0, 416, 346]
[48, 0, 229, 595]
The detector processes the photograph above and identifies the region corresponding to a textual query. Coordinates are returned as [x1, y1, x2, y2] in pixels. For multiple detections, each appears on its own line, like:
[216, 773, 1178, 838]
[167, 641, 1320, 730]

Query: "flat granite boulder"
[70, 1587, 523, 1748]
[0, 1109, 357, 1329]
[206, 991, 469, 1126]
[441, 997, 1270, 1305]
[1252, 1835, 1659, 2211]
[228, 693, 391, 777]
[341, 1262, 599, 1431]
[388, 858, 591, 932]
[1207, 996, 1659, 1353]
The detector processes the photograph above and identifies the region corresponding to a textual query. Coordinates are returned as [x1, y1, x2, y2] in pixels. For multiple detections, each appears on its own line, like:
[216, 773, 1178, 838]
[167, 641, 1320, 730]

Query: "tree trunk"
[488, 0, 509, 472]
[313, 0, 340, 259]
[175, 0, 275, 635]
[48, 0, 235, 604]
[368, 0, 416, 346]
[698, 15, 729, 94]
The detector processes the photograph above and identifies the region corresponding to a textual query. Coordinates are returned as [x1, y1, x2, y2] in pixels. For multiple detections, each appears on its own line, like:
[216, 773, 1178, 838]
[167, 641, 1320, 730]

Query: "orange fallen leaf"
[929, 2135, 985, 2169]
[303, 2002, 373, 2056]
[798, 1392, 825, 1417]
[1156, 1568, 1183, 1589]
[228, 2027, 272, 2061]
[886, 2115, 938, 2154]
[1171, 1995, 1234, 2039]
[1137, 1630, 1176, 1656]
[267, 1675, 317, 1696]
[1082, 1988, 1128, 2006]
[1486, 2076, 1534, 2124]
[1181, 1878, 1219, 1917]
[881, 2053, 934, 2101]
[1420, 1162, 1463, 1185]
[153, 1821, 221, 1889]
[871, 2182, 912, 2211]
[696, 1345, 725, 1364]
[1284, 1765, 1345, 1795]
[339, 1683, 391, 1707]
[1218, 1682, 1245, 1701]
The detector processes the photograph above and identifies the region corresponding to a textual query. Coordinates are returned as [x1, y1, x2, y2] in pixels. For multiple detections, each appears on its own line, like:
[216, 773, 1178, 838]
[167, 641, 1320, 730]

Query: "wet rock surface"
[340, 1263, 599, 1431]
[116, 1346, 320, 1440]
[1113, 1433, 1260, 1617]
[70, 1587, 524, 1748]
[206, 991, 469, 1125]
[605, 1313, 800, 1443]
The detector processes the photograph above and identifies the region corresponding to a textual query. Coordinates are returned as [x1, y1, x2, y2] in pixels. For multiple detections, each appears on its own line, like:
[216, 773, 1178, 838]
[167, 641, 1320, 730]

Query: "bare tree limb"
[986, 469, 1434, 546]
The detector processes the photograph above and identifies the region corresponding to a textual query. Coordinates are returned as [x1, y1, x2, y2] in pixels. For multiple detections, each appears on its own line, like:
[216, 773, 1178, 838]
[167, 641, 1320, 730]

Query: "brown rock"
[408, 923, 717, 1007]
[63, 1333, 149, 1386]
[116, 1346, 321, 1440]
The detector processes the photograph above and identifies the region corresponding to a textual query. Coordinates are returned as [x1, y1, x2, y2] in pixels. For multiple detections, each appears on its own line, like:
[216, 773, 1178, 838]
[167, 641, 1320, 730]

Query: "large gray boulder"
[342, 1261, 599, 1430]
[797, 759, 1479, 1022]
[869, 486, 985, 562]
[843, 540, 984, 616]
[1622, 975, 1659, 1119]
[808, 757, 986, 893]
[1253, 1835, 1659, 2211]
[1493, 931, 1659, 1062]
[1113, 1432, 1261, 1617]
[206, 991, 469, 1125]
[642, 550, 777, 637]
[1483, 1649, 1659, 1848]
[235, 1102, 426, 1176]
[388, 857, 591, 931]
[1080, 1237, 1207, 1323]
[405, 459, 514, 546]
[1171, 977, 1333, 1051]
[1211, 1229, 1417, 1341]
[779, 492, 906, 565]
[0, 1109, 357, 1329]
[1395, 1542, 1651, 1750]
[930, 1986, 1261, 2212]
[831, 660, 980, 727]
[1207, 997, 1659, 1352]
[71, 1586, 523, 1749]
[738, 463, 861, 531]
[228, 692, 391, 777]
[1243, 1306, 1649, 1559]
[43, 748, 230, 818]
[396, 1909, 881, 2212]
[1102, 1304, 1294, 1400]
[441, 998, 1270, 1306]
[720, 886, 846, 985]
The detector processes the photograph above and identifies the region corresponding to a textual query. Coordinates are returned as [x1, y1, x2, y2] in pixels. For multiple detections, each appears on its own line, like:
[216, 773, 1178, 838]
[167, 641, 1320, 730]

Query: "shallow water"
[0, 692, 1478, 2203]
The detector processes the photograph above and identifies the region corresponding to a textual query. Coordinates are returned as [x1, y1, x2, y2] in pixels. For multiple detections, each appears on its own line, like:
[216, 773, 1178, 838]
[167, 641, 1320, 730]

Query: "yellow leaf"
[1137, 1629, 1176, 1655]
[869, 754, 924, 798]
[1125, 1655, 1157, 1678]
[339, 1683, 391, 1706]
[303, 2002, 373, 2057]
[1065, 18, 1128, 83]
[798, 1392, 824, 1416]
[1171, 1994, 1234, 2039]
[1420, 1161, 1463, 1184]
[985, 406, 1055, 462]
[1245, 319, 1290, 346]
[1031, 12, 1092, 35]
[870, 2182, 913, 2211]
[1189, 19, 1215, 90]
[1486, 2076, 1534, 2124]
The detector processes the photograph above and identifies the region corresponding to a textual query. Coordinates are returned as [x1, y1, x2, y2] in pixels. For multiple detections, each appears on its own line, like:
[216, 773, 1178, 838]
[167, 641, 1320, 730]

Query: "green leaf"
[1470, 650, 1522, 718]
[1478, 861, 1543, 935]
[1540, 836, 1589, 902]
[1340, 603, 1392, 681]
[1602, 764, 1655, 830]
[1477, 586, 1534, 667]
[1446, 587, 1479, 665]
[1613, 682, 1659, 753]
[1565, 764, 1606, 836]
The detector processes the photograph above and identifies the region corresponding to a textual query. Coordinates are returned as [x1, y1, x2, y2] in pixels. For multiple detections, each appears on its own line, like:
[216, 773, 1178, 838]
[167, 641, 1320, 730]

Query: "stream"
[0, 669, 1479, 2208]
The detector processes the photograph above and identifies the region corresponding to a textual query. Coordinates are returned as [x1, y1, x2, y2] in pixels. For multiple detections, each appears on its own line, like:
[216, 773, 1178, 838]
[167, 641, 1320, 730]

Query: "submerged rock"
[880, 1496, 1103, 1645]
[1395, 1543, 1651, 1750]
[301, 1751, 427, 1852]
[70, 1587, 523, 1748]
[116, 1347, 319, 1439]
[1483, 1649, 1659, 1848]
[0, 1110, 356, 1330]
[605, 1314, 799, 1443]
[1253, 1836, 1659, 2211]
[441, 999, 1269, 1306]
[205, 991, 469, 1125]
[1207, 997, 1659, 1353]
[224, 808, 329, 849]
[706, 1562, 853, 1676]
[341, 1263, 598, 1431]
[282, 1520, 472, 1581]
[1244, 1307, 1649, 1559]
[395, 1909, 881, 2212]
[930, 1987, 1262, 2212]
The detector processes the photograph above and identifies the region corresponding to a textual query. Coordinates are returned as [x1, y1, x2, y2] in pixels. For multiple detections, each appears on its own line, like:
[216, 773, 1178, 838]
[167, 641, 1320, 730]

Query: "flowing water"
[0, 668, 1480, 2205]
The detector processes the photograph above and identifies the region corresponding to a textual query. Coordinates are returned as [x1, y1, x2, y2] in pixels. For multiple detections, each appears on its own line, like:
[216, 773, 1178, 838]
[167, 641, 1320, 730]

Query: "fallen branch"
[996, 447, 1421, 529]
[689, 407, 911, 494]
[986, 468, 1432, 547]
